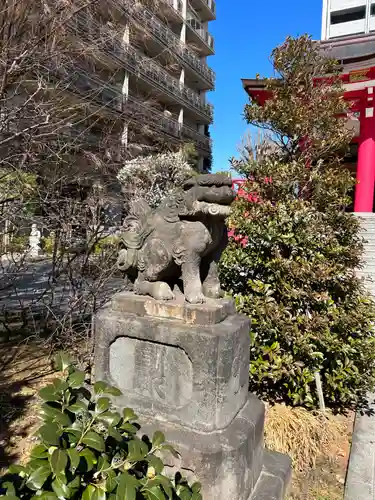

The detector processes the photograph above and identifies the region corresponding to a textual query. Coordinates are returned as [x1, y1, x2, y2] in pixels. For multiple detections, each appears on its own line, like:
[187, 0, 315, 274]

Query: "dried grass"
[264, 403, 347, 472]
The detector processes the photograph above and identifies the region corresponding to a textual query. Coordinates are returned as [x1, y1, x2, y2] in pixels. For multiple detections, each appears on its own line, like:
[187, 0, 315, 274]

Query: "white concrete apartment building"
[321, 0, 375, 39]
[66, 0, 215, 170]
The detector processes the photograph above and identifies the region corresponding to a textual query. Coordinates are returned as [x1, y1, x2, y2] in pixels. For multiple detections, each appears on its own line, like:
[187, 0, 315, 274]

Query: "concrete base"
[250, 450, 292, 500]
[93, 292, 291, 499]
[140, 394, 291, 500]
[94, 293, 250, 433]
[139, 394, 264, 499]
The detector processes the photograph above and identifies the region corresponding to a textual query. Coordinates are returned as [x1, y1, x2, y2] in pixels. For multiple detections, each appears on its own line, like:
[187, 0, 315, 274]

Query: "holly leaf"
[93, 381, 108, 395]
[40, 403, 71, 426]
[147, 456, 164, 475]
[80, 449, 97, 471]
[67, 448, 80, 471]
[191, 483, 201, 494]
[142, 486, 166, 500]
[107, 427, 123, 442]
[38, 423, 60, 446]
[52, 379, 69, 392]
[120, 423, 138, 435]
[148, 476, 173, 499]
[67, 401, 87, 414]
[7, 465, 25, 475]
[152, 431, 165, 449]
[30, 493, 58, 500]
[127, 439, 148, 461]
[100, 411, 121, 427]
[26, 465, 51, 491]
[2, 482, 16, 495]
[82, 485, 96, 500]
[82, 431, 105, 452]
[96, 397, 110, 414]
[38, 386, 60, 403]
[161, 444, 180, 459]
[30, 444, 48, 459]
[122, 408, 138, 423]
[115, 472, 137, 500]
[191, 493, 202, 500]
[106, 477, 117, 494]
[52, 477, 71, 498]
[105, 386, 122, 397]
[50, 449, 68, 475]
[92, 488, 106, 500]
[68, 370, 86, 389]
[54, 352, 73, 371]
[177, 487, 191, 500]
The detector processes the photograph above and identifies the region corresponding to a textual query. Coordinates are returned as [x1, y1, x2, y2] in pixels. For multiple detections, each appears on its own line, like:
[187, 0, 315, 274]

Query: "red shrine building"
[241, 2, 375, 213]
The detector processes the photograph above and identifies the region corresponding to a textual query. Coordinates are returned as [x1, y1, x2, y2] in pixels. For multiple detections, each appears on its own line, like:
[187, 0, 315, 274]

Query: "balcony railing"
[156, 0, 215, 52]
[121, 44, 213, 121]
[186, 7, 215, 51]
[121, 0, 215, 87]
[50, 65, 211, 152]
[190, 0, 216, 19]
[69, 16, 213, 121]
[202, 0, 216, 16]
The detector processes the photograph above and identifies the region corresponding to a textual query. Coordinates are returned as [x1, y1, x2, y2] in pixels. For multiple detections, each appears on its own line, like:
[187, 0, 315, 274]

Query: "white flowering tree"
[117, 150, 194, 209]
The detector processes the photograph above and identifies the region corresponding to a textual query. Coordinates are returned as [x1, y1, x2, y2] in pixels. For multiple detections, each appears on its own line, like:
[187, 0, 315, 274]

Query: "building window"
[331, 6, 366, 24]
[371, 3, 375, 15]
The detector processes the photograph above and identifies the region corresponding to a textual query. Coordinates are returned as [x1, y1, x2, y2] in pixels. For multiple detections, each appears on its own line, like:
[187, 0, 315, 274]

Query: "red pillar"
[354, 100, 375, 213]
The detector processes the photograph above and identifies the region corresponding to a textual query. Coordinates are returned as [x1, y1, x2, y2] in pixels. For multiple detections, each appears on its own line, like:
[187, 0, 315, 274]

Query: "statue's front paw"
[185, 290, 205, 304]
[153, 283, 175, 301]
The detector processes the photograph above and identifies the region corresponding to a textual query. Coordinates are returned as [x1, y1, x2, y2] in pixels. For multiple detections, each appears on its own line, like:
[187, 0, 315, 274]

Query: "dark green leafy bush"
[221, 201, 375, 408]
[220, 35, 375, 410]
[0, 353, 201, 500]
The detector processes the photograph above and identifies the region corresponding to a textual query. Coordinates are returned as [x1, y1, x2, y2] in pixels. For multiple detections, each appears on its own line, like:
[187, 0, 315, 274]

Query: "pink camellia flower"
[228, 229, 235, 239]
[240, 236, 249, 247]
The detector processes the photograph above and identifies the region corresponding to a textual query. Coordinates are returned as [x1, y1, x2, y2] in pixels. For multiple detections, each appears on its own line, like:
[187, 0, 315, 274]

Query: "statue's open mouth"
[192, 201, 232, 217]
[194, 185, 235, 206]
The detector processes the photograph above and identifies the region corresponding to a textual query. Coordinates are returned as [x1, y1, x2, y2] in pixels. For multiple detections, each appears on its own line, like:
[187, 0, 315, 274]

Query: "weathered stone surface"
[94, 297, 250, 432]
[116, 174, 235, 304]
[93, 292, 291, 499]
[249, 450, 292, 500]
[110, 337, 193, 408]
[139, 394, 266, 500]
[111, 291, 236, 325]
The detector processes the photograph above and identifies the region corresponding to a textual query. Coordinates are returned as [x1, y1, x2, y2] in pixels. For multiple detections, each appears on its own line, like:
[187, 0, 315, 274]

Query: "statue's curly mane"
[121, 199, 154, 250]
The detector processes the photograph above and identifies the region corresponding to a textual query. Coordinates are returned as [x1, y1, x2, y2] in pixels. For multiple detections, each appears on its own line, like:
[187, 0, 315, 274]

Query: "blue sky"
[210, 0, 322, 172]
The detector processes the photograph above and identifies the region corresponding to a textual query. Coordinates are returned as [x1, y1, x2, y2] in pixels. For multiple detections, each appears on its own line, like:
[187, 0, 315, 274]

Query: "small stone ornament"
[117, 174, 235, 303]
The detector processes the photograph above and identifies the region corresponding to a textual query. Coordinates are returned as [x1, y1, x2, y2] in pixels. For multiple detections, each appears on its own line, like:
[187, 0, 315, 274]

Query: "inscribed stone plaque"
[109, 337, 193, 408]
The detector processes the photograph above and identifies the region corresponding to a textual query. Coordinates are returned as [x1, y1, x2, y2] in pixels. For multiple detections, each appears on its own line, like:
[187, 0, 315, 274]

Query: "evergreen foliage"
[220, 35, 375, 409]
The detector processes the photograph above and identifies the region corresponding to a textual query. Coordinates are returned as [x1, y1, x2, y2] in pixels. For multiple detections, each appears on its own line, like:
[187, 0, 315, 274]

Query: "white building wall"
[322, 0, 375, 40]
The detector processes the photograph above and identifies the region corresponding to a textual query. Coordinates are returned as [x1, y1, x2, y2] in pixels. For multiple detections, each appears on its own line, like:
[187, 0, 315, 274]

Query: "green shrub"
[0, 353, 202, 500]
[220, 35, 375, 410]
[42, 235, 55, 256]
[93, 236, 120, 256]
[8, 235, 28, 253]
[220, 202, 375, 408]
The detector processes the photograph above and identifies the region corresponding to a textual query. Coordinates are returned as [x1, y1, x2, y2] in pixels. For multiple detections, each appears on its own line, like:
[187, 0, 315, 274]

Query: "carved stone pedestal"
[94, 292, 291, 499]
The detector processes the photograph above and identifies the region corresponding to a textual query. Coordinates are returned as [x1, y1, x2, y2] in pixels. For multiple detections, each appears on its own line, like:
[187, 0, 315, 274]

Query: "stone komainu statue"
[117, 174, 235, 303]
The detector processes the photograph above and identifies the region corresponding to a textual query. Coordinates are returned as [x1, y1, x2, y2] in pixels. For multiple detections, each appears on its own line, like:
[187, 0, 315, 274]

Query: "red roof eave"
[241, 78, 271, 105]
